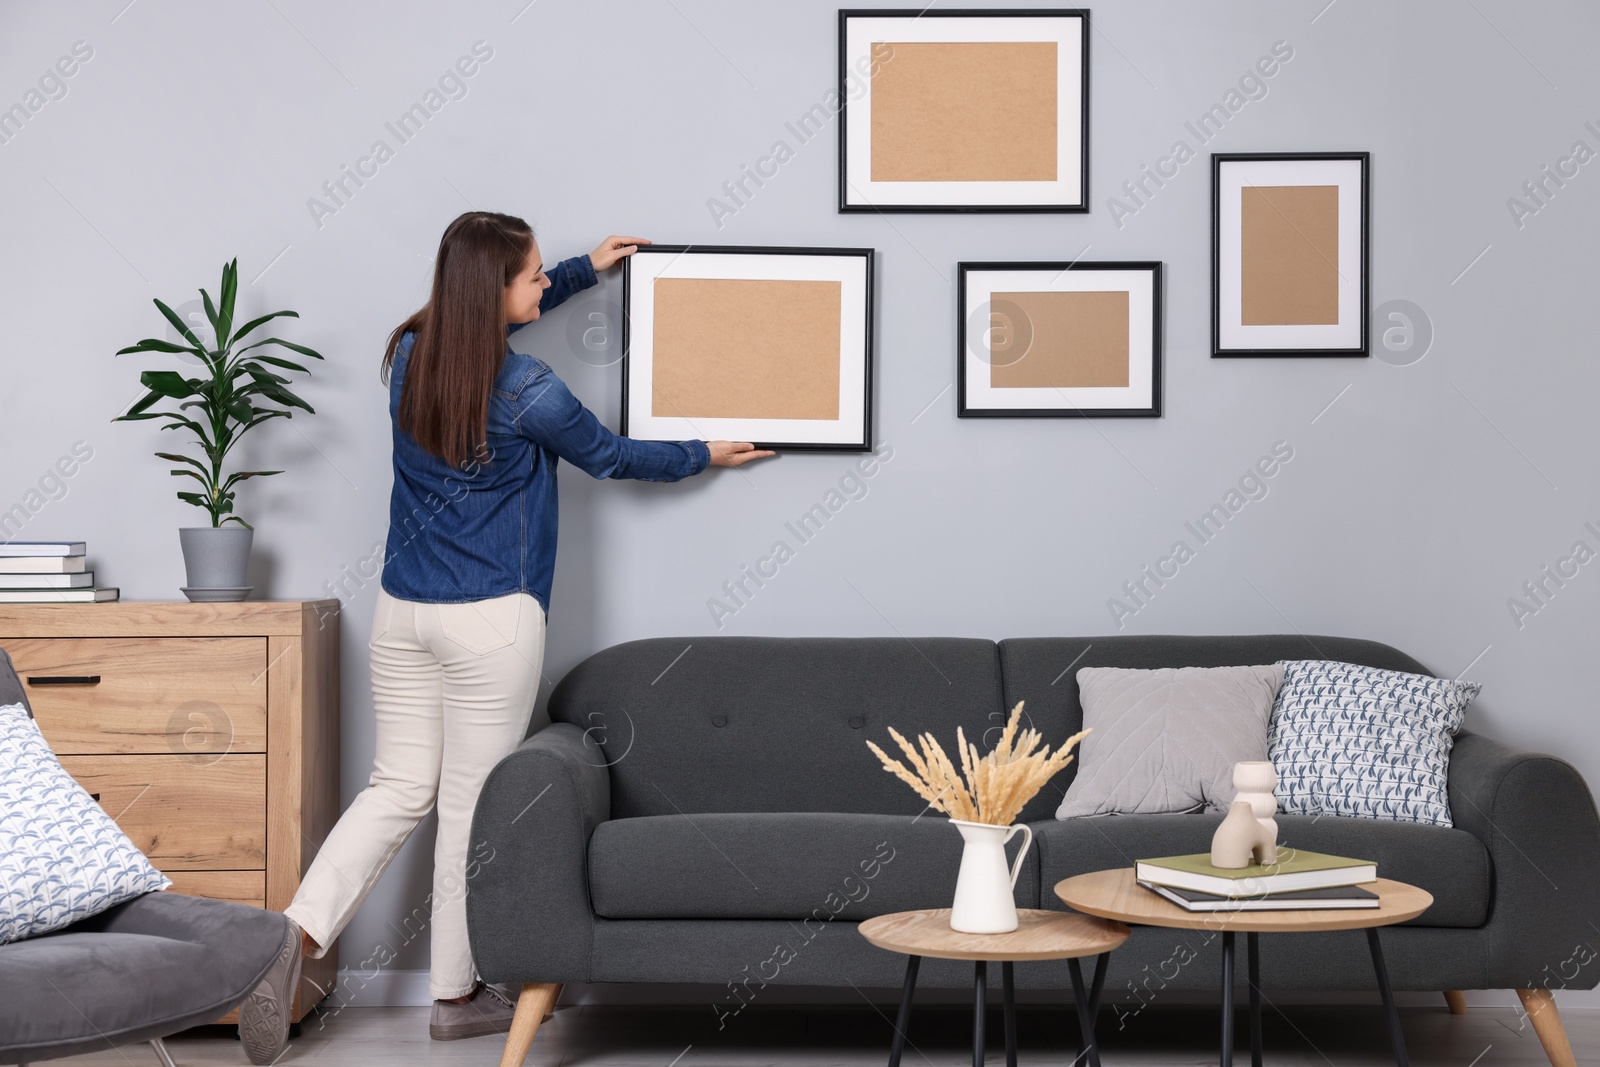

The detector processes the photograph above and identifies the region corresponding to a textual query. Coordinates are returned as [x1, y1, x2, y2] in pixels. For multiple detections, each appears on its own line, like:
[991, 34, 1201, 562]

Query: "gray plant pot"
[178, 526, 254, 601]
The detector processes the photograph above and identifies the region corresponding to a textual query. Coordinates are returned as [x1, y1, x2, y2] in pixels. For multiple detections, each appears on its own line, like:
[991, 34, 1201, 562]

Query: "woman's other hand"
[707, 441, 775, 467]
[590, 235, 650, 271]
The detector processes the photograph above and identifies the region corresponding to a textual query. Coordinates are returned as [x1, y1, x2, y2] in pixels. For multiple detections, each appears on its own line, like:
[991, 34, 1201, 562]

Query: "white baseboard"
[325, 968, 437, 1008]
[329, 971, 1600, 1011]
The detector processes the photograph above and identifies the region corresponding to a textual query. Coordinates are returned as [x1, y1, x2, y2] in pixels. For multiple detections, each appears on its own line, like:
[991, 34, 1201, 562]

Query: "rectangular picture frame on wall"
[1212, 151, 1370, 357]
[839, 8, 1090, 213]
[621, 245, 875, 452]
[957, 261, 1162, 418]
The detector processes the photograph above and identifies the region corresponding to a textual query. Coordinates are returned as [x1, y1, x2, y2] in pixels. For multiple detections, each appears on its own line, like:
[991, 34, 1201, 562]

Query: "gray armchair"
[0, 648, 291, 1066]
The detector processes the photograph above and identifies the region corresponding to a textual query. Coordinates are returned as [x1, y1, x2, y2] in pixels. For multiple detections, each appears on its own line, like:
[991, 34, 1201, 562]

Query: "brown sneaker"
[239, 917, 304, 1064]
[429, 983, 519, 1041]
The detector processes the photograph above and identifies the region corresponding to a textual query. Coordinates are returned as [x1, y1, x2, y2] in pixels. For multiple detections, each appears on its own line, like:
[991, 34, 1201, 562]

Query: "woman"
[239, 211, 772, 1061]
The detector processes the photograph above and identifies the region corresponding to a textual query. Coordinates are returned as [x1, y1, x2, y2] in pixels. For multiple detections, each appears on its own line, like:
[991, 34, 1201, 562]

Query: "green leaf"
[257, 382, 315, 414]
[217, 260, 238, 350]
[153, 298, 205, 351]
[154, 451, 209, 473]
[153, 414, 215, 443]
[237, 336, 325, 360]
[245, 365, 289, 386]
[118, 390, 165, 419]
[221, 469, 282, 491]
[242, 410, 290, 431]
[225, 396, 254, 424]
[201, 287, 221, 338]
[117, 338, 201, 356]
[244, 354, 310, 375]
[222, 515, 254, 529]
[176, 491, 211, 507]
[140, 370, 200, 399]
[229, 310, 297, 346]
[168, 469, 211, 486]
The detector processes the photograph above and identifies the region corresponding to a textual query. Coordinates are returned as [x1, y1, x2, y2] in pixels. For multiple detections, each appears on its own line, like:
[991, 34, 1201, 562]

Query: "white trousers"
[285, 587, 546, 999]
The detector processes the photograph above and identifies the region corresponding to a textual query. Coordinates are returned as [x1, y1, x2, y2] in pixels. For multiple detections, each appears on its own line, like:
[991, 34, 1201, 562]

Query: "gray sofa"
[467, 634, 1600, 1063]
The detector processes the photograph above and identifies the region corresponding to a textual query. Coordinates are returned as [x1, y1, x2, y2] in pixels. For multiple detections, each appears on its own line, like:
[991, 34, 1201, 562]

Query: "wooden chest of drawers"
[0, 600, 340, 1022]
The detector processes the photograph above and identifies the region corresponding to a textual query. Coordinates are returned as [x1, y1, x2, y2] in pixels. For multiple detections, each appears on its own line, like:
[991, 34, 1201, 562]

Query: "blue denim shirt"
[380, 254, 710, 611]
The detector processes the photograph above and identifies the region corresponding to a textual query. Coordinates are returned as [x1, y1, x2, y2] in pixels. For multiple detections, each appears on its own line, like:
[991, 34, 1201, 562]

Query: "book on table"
[0, 542, 85, 558]
[0, 572, 95, 590]
[1135, 848, 1377, 897]
[0, 555, 88, 574]
[1139, 880, 1381, 912]
[0, 587, 119, 603]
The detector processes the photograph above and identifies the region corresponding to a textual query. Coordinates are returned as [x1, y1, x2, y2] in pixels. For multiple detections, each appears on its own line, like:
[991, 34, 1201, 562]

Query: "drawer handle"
[27, 675, 101, 686]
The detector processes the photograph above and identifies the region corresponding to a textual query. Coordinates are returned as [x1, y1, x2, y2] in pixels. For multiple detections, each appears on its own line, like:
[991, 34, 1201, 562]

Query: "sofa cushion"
[1033, 811, 1490, 927]
[1058, 665, 1283, 818]
[549, 637, 1006, 818]
[588, 812, 1040, 919]
[998, 635, 1433, 822]
[1270, 660, 1479, 827]
[0, 703, 170, 944]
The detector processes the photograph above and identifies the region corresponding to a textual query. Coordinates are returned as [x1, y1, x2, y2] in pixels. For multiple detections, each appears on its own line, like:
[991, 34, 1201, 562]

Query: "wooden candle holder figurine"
[1210, 761, 1280, 868]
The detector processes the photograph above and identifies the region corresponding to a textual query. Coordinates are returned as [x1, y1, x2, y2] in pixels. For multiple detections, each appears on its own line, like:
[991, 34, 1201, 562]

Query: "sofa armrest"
[1449, 730, 1600, 988]
[466, 722, 610, 984]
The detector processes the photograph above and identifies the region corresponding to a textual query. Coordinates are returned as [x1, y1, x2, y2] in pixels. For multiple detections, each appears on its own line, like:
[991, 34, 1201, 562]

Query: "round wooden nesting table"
[858, 908, 1129, 1067]
[1055, 869, 1434, 1067]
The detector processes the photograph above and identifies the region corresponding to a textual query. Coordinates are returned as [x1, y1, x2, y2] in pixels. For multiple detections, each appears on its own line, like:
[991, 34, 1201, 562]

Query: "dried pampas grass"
[865, 702, 1089, 826]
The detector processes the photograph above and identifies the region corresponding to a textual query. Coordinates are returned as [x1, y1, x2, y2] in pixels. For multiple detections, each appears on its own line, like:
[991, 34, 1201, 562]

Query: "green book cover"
[1137, 848, 1371, 880]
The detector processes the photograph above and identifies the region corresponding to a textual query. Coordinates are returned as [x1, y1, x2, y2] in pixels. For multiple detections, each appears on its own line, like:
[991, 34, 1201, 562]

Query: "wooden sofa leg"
[499, 982, 562, 1067]
[1443, 990, 1467, 1015]
[1515, 987, 1577, 1067]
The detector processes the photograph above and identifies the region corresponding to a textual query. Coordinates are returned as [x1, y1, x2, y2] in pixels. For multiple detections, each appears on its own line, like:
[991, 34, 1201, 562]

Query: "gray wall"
[3, 0, 1597, 996]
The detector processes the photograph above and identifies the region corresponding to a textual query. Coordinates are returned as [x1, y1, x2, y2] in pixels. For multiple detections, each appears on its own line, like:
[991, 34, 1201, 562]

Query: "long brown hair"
[382, 211, 533, 467]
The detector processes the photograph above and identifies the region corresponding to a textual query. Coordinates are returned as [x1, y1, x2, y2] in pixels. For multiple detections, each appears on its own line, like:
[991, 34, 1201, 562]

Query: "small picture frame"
[839, 8, 1090, 213]
[1212, 152, 1370, 357]
[621, 245, 875, 452]
[957, 261, 1163, 418]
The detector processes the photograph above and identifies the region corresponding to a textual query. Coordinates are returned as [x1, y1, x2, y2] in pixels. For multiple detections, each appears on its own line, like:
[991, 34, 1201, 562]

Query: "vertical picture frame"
[957, 261, 1163, 418]
[839, 9, 1090, 213]
[1212, 152, 1370, 357]
[621, 245, 876, 452]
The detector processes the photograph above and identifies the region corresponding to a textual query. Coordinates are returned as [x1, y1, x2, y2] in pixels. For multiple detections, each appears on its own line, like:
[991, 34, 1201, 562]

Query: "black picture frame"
[1211, 151, 1370, 358]
[621, 244, 876, 453]
[956, 260, 1163, 418]
[838, 8, 1091, 213]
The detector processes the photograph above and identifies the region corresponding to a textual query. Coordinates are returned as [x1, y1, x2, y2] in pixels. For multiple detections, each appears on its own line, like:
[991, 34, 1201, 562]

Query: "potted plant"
[114, 259, 323, 601]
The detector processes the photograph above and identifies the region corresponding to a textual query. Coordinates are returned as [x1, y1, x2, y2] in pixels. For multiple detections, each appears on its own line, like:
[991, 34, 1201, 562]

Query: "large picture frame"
[621, 245, 875, 452]
[839, 8, 1090, 213]
[1211, 152, 1370, 357]
[957, 261, 1163, 418]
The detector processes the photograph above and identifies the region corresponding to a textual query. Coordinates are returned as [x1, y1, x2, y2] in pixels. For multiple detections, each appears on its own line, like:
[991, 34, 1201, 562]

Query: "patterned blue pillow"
[0, 703, 170, 944]
[1268, 661, 1480, 827]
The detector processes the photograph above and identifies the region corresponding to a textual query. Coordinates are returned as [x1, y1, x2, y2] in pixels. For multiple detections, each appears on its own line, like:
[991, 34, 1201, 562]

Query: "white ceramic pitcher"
[948, 819, 1034, 933]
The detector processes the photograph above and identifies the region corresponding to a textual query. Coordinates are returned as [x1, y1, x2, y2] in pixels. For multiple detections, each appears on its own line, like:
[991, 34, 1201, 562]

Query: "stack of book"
[1135, 849, 1379, 911]
[0, 542, 119, 603]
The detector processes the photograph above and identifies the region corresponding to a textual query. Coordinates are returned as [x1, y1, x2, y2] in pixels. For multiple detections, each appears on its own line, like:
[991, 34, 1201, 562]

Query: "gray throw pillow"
[1056, 665, 1285, 818]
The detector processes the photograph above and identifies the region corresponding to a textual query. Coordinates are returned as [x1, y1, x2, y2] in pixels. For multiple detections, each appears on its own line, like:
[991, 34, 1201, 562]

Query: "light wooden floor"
[53, 1001, 1596, 1066]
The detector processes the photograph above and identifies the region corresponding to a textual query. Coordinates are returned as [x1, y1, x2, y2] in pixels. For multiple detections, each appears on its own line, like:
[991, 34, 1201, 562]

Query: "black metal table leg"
[1247, 932, 1262, 1067]
[887, 955, 920, 1067]
[1088, 951, 1109, 1017]
[1366, 928, 1411, 1067]
[973, 960, 987, 1067]
[1220, 931, 1235, 1067]
[1068, 956, 1103, 1067]
[1002, 961, 1017, 1067]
